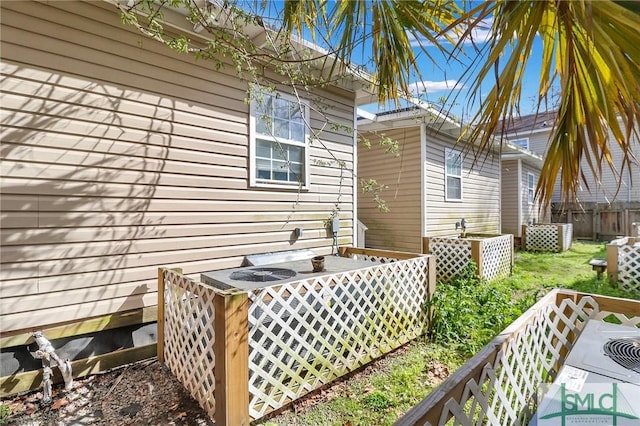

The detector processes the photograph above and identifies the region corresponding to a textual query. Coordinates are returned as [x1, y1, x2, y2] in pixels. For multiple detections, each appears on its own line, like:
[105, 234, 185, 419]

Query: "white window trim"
[249, 89, 311, 190]
[527, 172, 535, 205]
[445, 148, 463, 202]
[511, 137, 530, 150]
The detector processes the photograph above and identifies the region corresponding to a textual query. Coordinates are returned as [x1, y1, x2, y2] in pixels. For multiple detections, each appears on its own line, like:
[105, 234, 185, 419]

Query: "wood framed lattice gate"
[158, 248, 436, 424]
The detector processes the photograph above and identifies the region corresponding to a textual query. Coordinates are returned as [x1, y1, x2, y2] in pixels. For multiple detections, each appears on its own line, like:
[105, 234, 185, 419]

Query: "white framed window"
[445, 148, 462, 201]
[249, 89, 310, 189]
[527, 172, 535, 204]
[511, 138, 529, 150]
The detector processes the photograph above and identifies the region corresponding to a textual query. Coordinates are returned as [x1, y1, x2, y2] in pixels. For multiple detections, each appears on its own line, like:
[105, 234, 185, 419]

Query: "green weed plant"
[427, 262, 535, 355]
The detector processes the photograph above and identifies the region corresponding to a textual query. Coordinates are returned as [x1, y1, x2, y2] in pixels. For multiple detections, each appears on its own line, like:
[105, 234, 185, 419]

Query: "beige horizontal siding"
[501, 159, 520, 236]
[515, 124, 640, 205]
[0, 1, 356, 332]
[425, 133, 501, 236]
[521, 163, 544, 226]
[358, 127, 422, 253]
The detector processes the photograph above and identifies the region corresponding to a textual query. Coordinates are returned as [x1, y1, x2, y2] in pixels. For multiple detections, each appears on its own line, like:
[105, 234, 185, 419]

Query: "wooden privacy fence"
[607, 236, 640, 292]
[521, 223, 573, 252]
[396, 289, 640, 426]
[158, 248, 436, 425]
[422, 234, 514, 281]
[551, 202, 640, 241]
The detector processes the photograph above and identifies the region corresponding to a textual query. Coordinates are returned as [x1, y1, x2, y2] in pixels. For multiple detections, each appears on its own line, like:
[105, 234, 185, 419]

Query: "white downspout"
[420, 122, 427, 243]
[352, 104, 359, 247]
[518, 159, 523, 238]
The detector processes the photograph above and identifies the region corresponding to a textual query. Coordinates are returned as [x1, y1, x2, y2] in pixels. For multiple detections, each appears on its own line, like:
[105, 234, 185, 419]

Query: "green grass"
[258, 241, 638, 426]
[500, 241, 632, 298]
[260, 343, 466, 426]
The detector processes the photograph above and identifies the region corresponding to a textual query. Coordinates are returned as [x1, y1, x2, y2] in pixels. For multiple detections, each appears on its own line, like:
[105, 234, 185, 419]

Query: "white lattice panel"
[247, 257, 431, 419]
[618, 245, 640, 292]
[162, 270, 217, 419]
[432, 295, 604, 425]
[525, 225, 559, 252]
[416, 293, 640, 426]
[430, 237, 472, 280]
[481, 235, 513, 281]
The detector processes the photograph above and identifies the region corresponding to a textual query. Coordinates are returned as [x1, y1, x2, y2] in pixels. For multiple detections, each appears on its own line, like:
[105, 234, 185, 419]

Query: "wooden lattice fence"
[522, 223, 573, 252]
[158, 248, 436, 424]
[423, 235, 513, 281]
[607, 236, 640, 293]
[397, 289, 640, 426]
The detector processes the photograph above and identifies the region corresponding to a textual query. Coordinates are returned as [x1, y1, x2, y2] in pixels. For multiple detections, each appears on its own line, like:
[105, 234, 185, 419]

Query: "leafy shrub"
[362, 391, 395, 411]
[0, 404, 10, 425]
[426, 262, 535, 355]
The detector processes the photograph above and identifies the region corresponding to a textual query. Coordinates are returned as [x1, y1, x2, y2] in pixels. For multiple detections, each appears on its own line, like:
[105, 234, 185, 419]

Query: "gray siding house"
[0, 1, 368, 334]
[502, 111, 640, 239]
[502, 111, 640, 206]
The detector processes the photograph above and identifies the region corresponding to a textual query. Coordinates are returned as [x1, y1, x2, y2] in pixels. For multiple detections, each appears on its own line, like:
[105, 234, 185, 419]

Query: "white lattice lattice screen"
[161, 269, 218, 419]
[481, 235, 513, 281]
[525, 225, 558, 252]
[247, 256, 431, 418]
[159, 251, 435, 423]
[618, 245, 640, 292]
[430, 237, 472, 280]
[397, 291, 640, 426]
[426, 235, 513, 281]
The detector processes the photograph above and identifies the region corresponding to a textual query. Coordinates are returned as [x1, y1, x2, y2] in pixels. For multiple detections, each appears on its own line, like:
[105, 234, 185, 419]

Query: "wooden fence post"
[422, 237, 430, 254]
[607, 242, 619, 284]
[509, 234, 515, 274]
[521, 225, 527, 250]
[214, 291, 250, 426]
[157, 268, 165, 363]
[471, 240, 483, 278]
[557, 224, 564, 252]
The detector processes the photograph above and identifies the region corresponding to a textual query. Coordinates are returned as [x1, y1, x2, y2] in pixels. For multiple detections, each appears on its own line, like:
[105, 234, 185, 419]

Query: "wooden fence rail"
[551, 202, 640, 241]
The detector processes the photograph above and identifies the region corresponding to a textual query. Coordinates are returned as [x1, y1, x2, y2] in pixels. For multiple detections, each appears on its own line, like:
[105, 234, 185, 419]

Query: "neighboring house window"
[511, 138, 529, 150]
[445, 148, 462, 201]
[250, 90, 310, 188]
[528, 172, 535, 204]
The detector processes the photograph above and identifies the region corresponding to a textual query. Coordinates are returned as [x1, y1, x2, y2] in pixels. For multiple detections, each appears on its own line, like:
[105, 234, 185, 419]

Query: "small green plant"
[362, 391, 395, 411]
[0, 403, 11, 425]
[426, 262, 535, 355]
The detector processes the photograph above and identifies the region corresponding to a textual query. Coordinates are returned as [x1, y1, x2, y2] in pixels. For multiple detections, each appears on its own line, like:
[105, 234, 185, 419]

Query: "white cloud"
[409, 17, 494, 47]
[408, 80, 464, 95]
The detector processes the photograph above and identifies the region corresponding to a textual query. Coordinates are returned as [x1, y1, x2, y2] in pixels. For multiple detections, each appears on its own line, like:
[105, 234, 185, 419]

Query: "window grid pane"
[252, 91, 307, 186]
[445, 149, 462, 200]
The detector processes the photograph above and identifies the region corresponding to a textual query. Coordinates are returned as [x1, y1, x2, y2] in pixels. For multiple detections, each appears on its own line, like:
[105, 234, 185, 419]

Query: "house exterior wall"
[501, 159, 520, 236]
[357, 127, 422, 253]
[524, 131, 550, 158]
[521, 162, 545, 225]
[424, 130, 501, 236]
[511, 122, 640, 205]
[0, 1, 357, 333]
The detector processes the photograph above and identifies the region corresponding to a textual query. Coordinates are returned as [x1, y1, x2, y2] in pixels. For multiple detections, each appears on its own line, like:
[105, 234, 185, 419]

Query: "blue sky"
[247, 1, 556, 121]
[359, 17, 553, 120]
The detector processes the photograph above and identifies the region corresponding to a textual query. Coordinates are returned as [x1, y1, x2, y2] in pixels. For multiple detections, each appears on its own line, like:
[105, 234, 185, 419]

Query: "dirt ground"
[3, 345, 448, 425]
[3, 359, 214, 425]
